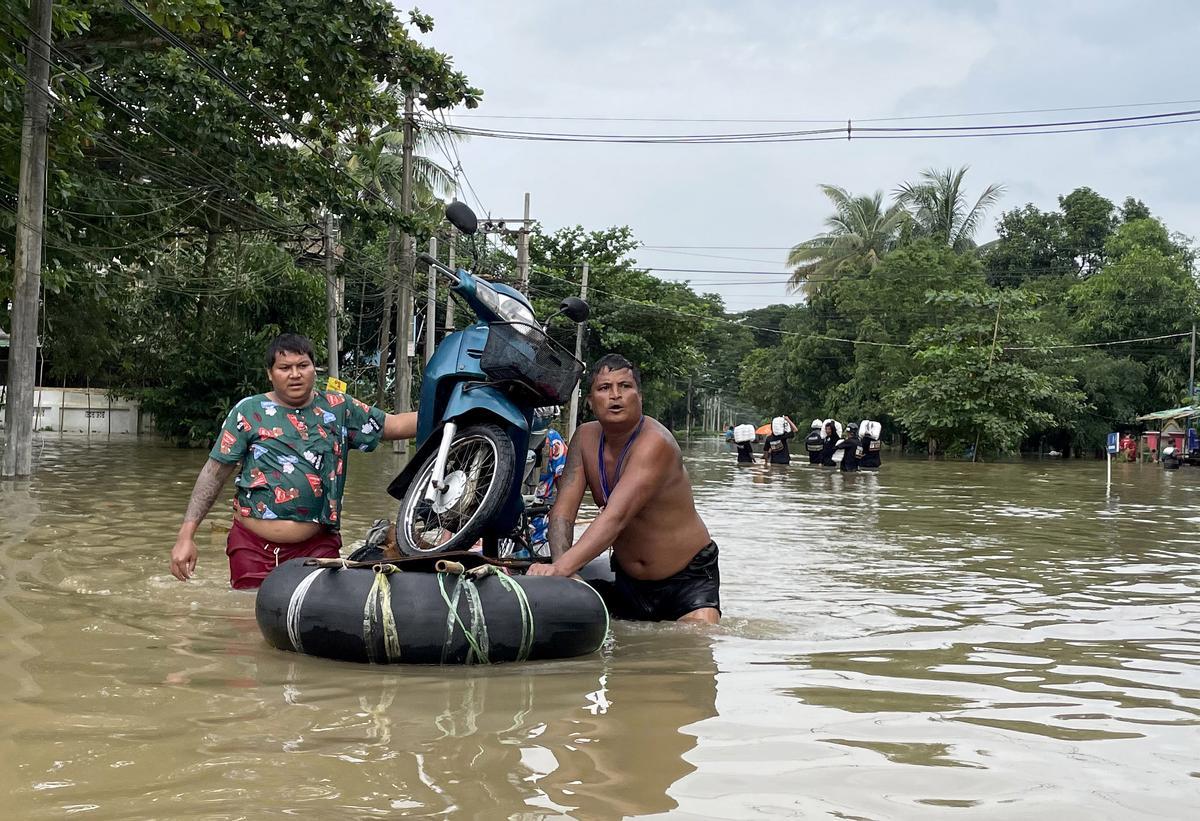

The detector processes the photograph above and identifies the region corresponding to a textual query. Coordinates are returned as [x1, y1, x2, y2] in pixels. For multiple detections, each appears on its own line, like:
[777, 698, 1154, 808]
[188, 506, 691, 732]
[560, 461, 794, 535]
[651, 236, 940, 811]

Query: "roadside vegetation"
[1, 4, 1192, 457]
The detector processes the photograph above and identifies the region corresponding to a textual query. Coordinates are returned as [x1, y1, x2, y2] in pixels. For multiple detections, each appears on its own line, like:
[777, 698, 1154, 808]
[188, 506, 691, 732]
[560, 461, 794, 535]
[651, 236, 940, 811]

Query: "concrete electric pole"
[478, 194, 534, 294]
[443, 225, 456, 335]
[393, 89, 415, 454]
[517, 192, 531, 293]
[566, 261, 589, 442]
[324, 212, 339, 378]
[425, 236, 437, 364]
[3, 0, 53, 478]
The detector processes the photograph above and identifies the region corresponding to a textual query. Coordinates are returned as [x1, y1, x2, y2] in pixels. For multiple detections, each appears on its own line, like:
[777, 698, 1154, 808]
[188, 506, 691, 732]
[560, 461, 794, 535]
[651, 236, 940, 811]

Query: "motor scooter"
[386, 202, 588, 557]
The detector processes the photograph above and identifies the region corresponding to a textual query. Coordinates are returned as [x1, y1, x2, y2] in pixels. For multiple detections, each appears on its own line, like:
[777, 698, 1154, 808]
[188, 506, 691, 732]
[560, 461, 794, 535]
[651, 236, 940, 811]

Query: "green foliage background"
[2, 5, 1195, 458]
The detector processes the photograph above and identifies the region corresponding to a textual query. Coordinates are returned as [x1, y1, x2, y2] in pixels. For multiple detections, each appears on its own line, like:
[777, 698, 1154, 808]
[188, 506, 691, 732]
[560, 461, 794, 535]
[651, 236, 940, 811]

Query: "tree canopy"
[2, 5, 1194, 458]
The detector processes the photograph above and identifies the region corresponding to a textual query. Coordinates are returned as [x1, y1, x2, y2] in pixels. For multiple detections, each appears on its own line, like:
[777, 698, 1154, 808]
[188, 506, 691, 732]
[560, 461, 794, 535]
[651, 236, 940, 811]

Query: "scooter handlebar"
[418, 252, 459, 283]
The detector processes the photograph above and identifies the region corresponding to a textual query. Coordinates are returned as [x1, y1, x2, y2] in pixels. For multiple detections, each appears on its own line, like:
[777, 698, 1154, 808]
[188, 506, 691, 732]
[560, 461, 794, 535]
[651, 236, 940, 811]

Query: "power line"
[429, 110, 490, 216]
[1, 10, 409, 298]
[0, 18, 310, 235]
[442, 107, 1200, 144]
[116, 0, 431, 226]
[446, 97, 1200, 125]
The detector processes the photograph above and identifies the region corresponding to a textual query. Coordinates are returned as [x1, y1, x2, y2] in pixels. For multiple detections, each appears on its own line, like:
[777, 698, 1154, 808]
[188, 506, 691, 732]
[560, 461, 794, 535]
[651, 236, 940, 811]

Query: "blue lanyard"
[598, 416, 645, 504]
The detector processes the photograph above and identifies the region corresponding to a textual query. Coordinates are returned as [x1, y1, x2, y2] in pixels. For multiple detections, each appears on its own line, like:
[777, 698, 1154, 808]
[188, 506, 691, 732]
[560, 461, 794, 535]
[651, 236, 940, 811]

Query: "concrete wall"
[0, 387, 155, 435]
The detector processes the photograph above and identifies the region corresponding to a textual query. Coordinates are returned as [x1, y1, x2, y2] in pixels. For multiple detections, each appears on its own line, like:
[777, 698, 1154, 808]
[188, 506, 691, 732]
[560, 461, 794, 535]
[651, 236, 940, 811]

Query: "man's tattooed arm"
[182, 459, 239, 527]
[548, 515, 575, 561]
[547, 438, 585, 560]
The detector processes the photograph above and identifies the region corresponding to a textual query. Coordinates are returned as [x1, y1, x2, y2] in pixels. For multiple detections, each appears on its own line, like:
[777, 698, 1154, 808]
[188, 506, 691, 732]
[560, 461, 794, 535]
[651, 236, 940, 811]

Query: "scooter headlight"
[477, 282, 538, 335]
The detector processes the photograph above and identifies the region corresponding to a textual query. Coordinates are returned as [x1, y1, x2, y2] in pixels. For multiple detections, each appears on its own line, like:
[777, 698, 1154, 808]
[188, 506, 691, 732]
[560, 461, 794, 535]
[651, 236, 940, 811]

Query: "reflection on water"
[1, 436, 1199, 817]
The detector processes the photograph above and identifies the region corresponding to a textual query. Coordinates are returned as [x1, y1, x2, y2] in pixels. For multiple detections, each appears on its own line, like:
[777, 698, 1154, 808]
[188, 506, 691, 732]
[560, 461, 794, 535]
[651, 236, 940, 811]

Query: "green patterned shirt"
[208, 391, 387, 529]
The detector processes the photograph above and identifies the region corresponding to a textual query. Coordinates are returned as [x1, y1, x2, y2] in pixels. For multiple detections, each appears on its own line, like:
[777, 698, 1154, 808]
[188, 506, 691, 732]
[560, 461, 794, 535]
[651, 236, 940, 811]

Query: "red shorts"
[225, 518, 342, 590]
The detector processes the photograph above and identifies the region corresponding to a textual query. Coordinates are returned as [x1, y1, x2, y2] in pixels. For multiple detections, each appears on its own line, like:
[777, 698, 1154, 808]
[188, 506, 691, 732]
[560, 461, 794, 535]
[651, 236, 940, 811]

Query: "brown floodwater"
[1, 434, 1198, 819]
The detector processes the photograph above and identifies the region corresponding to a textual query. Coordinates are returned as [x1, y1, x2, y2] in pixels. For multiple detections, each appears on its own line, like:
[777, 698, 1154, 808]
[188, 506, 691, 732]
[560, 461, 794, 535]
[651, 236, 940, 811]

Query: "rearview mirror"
[445, 201, 478, 235]
[559, 296, 590, 323]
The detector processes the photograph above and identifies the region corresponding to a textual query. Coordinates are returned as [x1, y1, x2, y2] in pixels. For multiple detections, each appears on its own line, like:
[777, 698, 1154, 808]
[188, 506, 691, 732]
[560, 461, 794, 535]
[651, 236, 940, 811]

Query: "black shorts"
[605, 541, 721, 622]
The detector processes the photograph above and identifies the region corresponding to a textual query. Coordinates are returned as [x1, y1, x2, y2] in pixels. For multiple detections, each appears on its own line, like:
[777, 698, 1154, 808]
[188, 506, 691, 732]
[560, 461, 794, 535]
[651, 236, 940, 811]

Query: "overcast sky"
[415, 1, 1200, 311]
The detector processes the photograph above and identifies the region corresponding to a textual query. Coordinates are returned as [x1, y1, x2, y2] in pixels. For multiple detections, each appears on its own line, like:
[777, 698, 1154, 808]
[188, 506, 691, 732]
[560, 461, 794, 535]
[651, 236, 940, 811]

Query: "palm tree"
[340, 126, 456, 210]
[787, 185, 909, 296]
[334, 106, 460, 405]
[894, 166, 1004, 252]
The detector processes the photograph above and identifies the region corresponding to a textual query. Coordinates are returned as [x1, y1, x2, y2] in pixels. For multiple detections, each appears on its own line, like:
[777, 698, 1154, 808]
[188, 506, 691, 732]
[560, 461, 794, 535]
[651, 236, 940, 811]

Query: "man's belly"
[613, 518, 711, 581]
[237, 516, 326, 543]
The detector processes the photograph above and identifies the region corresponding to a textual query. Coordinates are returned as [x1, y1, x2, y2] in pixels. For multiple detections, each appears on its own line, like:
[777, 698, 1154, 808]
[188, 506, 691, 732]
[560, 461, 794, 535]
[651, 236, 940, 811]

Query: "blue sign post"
[1105, 432, 1119, 495]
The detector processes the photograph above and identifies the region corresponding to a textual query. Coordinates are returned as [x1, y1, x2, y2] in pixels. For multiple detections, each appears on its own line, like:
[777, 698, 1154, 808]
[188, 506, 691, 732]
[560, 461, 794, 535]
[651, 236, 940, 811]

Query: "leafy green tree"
[737, 303, 804, 348]
[738, 347, 795, 419]
[2, 1, 481, 442]
[1058, 187, 1115, 274]
[115, 240, 328, 443]
[895, 166, 1004, 252]
[527, 225, 723, 423]
[1067, 217, 1197, 406]
[982, 204, 1074, 286]
[890, 289, 1083, 456]
[1120, 197, 1152, 223]
[827, 240, 987, 425]
[786, 185, 908, 296]
[1041, 349, 1147, 456]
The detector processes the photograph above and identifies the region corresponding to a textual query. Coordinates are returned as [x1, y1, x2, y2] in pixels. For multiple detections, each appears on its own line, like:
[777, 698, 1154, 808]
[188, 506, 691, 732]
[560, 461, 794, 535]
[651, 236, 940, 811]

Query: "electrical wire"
[440, 107, 1200, 144]
[117, 0, 447, 228]
[446, 97, 1200, 125]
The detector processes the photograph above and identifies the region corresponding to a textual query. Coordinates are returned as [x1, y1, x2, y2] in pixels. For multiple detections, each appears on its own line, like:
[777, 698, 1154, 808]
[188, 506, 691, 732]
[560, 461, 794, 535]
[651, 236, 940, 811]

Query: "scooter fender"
[385, 383, 531, 504]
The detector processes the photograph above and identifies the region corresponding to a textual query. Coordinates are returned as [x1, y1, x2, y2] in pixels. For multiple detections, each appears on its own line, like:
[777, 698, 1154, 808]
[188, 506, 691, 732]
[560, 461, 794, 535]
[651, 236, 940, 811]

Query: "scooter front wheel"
[396, 422, 517, 556]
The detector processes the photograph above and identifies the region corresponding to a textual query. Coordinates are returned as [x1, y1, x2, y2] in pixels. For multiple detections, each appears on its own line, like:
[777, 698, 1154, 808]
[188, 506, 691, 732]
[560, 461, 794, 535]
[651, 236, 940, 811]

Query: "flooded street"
[1, 435, 1199, 819]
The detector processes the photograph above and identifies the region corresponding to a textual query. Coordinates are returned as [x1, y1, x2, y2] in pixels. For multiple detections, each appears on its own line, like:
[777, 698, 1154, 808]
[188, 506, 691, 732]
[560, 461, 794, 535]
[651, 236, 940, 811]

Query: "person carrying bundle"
[819, 419, 841, 467]
[803, 418, 824, 464]
[859, 420, 882, 469]
[834, 422, 861, 471]
[762, 415, 797, 465]
[732, 423, 757, 464]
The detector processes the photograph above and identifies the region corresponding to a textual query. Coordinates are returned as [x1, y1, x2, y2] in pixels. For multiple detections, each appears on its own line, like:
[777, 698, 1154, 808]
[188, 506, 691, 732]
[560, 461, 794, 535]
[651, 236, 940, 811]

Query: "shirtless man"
[527, 354, 720, 624]
[169, 333, 417, 589]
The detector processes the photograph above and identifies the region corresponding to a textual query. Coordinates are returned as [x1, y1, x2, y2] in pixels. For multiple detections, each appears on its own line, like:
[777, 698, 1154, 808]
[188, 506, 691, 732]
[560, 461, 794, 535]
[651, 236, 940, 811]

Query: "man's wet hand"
[526, 561, 571, 577]
[170, 537, 198, 581]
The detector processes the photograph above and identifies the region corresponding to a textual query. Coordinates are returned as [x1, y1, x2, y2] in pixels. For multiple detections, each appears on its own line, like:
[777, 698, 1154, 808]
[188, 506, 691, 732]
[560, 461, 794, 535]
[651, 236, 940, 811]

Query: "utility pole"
[517, 192, 531, 293]
[686, 378, 693, 435]
[443, 225, 456, 335]
[2, 0, 53, 478]
[567, 261, 589, 442]
[393, 89, 415, 454]
[425, 236, 437, 364]
[323, 212, 339, 378]
[1190, 323, 1196, 401]
[478, 196, 534, 292]
[971, 299, 1004, 464]
[375, 227, 395, 407]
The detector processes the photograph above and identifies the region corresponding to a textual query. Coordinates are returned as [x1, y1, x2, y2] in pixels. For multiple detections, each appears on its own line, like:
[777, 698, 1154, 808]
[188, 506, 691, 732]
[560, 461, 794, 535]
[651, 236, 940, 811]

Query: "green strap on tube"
[490, 570, 535, 662]
[436, 566, 540, 665]
[438, 572, 489, 664]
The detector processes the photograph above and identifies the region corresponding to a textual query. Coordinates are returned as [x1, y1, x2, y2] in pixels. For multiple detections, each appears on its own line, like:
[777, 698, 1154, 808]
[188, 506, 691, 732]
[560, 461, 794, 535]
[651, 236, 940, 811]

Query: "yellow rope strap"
[362, 565, 403, 664]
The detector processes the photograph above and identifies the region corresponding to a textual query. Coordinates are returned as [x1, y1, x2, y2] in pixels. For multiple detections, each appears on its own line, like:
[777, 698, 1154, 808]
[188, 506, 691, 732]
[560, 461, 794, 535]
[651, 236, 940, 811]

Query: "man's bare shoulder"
[571, 421, 601, 446]
[642, 417, 682, 456]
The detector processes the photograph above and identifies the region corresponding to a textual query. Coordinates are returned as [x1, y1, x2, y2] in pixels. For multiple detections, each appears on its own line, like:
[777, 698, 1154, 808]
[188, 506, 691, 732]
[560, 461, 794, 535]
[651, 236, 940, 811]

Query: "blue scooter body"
[386, 268, 537, 536]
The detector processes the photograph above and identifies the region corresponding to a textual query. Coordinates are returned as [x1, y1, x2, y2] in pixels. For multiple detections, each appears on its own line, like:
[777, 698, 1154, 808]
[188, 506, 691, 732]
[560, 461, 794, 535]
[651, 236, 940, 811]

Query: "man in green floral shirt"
[170, 333, 416, 589]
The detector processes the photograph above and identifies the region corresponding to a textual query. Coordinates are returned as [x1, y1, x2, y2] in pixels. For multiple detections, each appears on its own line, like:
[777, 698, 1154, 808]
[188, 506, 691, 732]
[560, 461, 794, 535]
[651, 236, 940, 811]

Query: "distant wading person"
[170, 333, 417, 589]
[527, 354, 721, 624]
[835, 422, 860, 472]
[804, 419, 824, 464]
[762, 415, 797, 465]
